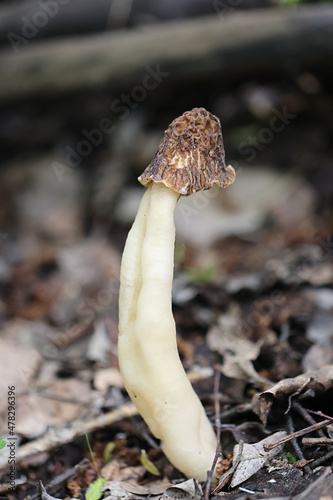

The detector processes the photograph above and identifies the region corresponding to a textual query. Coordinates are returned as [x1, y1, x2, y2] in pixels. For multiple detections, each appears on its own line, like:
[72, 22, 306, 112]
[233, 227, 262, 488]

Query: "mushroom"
[118, 108, 235, 480]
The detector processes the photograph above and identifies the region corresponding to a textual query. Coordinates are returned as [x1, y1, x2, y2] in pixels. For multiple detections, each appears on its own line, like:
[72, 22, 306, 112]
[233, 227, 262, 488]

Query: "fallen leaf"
[0, 320, 43, 410]
[13, 378, 100, 438]
[38, 481, 63, 500]
[102, 480, 134, 500]
[254, 365, 333, 425]
[86, 321, 112, 364]
[306, 310, 333, 344]
[121, 480, 172, 495]
[101, 457, 145, 482]
[213, 442, 244, 493]
[302, 340, 333, 372]
[230, 431, 287, 488]
[0, 475, 27, 494]
[161, 479, 203, 500]
[207, 309, 268, 384]
[94, 368, 124, 392]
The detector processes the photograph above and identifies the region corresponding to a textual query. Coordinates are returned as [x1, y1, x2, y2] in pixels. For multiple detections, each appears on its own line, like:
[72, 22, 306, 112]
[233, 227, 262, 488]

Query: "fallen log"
[0, 0, 222, 43]
[0, 5, 333, 104]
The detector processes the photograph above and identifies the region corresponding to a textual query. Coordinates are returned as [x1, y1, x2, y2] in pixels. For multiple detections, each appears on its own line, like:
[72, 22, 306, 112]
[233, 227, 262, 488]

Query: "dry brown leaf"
[94, 368, 124, 392]
[214, 442, 244, 493]
[207, 310, 268, 384]
[13, 378, 100, 438]
[302, 340, 333, 372]
[0, 334, 40, 409]
[121, 480, 172, 495]
[50, 239, 121, 326]
[101, 457, 146, 483]
[254, 365, 333, 425]
[86, 321, 112, 364]
[230, 431, 287, 488]
[264, 245, 333, 289]
[161, 479, 203, 500]
[102, 479, 172, 499]
[39, 481, 63, 500]
[102, 480, 134, 500]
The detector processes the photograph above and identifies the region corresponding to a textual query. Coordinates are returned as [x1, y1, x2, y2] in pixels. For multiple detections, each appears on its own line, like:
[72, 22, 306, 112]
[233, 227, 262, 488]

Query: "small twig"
[212, 370, 222, 472]
[204, 470, 213, 500]
[302, 437, 333, 446]
[205, 370, 222, 500]
[220, 403, 253, 423]
[309, 448, 333, 469]
[286, 414, 306, 463]
[33, 459, 89, 500]
[49, 458, 89, 489]
[37, 390, 92, 406]
[0, 476, 27, 494]
[305, 409, 333, 422]
[132, 420, 160, 449]
[0, 401, 138, 471]
[263, 419, 331, 452]
[0, 369, 216, 473]
[292, 402, 326, 438]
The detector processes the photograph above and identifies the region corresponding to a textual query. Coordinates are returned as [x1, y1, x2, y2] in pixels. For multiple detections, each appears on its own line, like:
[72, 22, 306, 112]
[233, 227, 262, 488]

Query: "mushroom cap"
[138, 107, 235, 195]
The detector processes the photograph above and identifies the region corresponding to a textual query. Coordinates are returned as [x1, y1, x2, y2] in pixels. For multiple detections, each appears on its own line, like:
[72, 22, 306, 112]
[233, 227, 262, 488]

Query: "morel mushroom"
[118, 108, 235, 480]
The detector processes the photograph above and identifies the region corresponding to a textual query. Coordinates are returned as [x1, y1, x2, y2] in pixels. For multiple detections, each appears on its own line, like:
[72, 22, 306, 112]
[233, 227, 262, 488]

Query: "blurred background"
[1, 0, 333, 494]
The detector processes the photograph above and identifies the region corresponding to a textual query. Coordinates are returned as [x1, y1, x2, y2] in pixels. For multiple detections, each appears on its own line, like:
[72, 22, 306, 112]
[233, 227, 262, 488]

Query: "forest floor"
[0, 4, 333, 498]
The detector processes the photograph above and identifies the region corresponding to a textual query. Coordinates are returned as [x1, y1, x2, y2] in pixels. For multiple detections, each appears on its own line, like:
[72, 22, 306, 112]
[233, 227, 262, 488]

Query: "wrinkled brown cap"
[138, 107, 235, 195]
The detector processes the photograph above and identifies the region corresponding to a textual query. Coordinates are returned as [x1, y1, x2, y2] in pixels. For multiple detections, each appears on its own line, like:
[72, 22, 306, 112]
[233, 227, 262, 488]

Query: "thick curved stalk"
[118, 182, 217, 480]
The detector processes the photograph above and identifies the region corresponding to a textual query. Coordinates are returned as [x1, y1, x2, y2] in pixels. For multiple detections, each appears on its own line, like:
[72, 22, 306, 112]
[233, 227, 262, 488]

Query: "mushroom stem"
[119, 107, 235, 479]
[118, 182, 217, 480]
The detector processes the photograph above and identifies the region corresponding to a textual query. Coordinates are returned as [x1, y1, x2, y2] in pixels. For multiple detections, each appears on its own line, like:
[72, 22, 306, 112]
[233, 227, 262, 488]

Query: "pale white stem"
[118, 182, 217, 480]
[118, 187, 150, 338]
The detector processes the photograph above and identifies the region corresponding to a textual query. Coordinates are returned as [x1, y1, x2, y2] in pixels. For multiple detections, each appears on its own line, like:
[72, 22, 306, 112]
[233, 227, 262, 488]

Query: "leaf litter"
[1, 180, 333, 499]
[1, 76, 333, 500]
